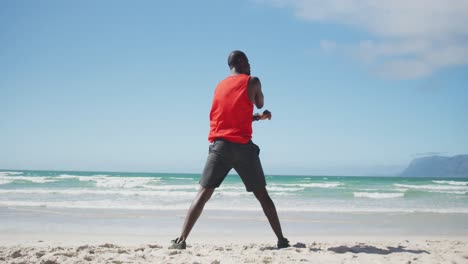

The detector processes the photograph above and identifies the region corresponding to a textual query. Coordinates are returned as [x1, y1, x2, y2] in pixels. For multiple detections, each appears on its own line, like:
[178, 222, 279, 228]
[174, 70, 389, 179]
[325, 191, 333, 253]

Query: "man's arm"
[248, 76, 264, 109]
[249, 76, 272, 121]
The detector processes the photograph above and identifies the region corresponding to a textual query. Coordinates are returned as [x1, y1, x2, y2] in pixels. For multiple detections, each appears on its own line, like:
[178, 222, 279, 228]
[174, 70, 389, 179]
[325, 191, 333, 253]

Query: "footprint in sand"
[99, 243, 118, 248]
[168, 250, 181, 255]
[76, 245, 89, 252]
[293, 242, 306, 248]
[53, 252, 76, 257]
[148, 244, 162, 249]
[10, 250, 23, 258]
[117, 249, 129, 254]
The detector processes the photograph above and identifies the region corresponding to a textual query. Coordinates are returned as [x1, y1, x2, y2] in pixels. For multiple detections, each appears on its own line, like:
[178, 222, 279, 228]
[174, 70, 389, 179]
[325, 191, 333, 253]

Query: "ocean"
[0, 170, 467, 214]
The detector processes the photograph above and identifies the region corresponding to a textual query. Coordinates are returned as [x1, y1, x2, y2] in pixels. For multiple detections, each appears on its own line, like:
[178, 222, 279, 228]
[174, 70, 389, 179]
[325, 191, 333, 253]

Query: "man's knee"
[253, 187, 270, 202]
[198, 186, 215, 203]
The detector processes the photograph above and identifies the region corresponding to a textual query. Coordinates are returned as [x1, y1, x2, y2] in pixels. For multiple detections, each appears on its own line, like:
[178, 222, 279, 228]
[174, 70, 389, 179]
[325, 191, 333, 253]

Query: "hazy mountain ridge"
[401, 155, 468, 177]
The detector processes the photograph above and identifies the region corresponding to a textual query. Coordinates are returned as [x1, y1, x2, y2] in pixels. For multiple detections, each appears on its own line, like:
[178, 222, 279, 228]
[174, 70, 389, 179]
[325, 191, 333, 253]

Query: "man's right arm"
[249, 77, 272, 121]
[248, 76, 264, 109]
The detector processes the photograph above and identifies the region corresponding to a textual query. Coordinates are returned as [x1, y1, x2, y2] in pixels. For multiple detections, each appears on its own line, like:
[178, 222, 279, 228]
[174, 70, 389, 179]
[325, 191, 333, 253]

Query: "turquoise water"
[0, 170, 467, 213]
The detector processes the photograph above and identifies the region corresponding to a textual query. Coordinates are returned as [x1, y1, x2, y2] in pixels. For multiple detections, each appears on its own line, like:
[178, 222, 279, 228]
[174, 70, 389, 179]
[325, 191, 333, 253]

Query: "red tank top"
[208, 74, 253, 143]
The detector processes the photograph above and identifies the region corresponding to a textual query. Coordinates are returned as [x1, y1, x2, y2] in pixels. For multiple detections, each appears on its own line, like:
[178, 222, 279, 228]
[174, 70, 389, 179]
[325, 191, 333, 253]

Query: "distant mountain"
[400, 155, 468, 177]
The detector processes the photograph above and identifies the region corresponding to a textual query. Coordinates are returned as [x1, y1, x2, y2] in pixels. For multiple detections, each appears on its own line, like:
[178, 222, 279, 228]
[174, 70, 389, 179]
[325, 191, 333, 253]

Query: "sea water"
[0, 170, 467, 213]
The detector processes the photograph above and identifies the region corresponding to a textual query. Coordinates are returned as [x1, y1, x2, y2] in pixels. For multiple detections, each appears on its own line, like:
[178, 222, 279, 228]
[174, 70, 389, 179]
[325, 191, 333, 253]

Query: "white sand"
[1, 236, 467, 264]
[2, 207, 468, 263]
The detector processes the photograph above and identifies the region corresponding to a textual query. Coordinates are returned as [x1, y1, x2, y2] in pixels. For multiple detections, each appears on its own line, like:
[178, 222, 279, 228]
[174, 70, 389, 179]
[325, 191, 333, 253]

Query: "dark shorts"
[200, 139, 266, 192]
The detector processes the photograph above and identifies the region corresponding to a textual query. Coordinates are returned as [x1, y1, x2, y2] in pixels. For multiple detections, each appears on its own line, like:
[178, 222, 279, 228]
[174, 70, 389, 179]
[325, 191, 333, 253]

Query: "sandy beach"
[1, 206, 468, 263]
[1, 235, 467, 264]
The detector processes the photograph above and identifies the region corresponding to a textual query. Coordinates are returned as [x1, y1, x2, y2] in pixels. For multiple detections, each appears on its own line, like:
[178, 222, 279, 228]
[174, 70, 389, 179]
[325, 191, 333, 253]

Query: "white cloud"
[263, 0, 468, 79]
[377, 58, 433, 79]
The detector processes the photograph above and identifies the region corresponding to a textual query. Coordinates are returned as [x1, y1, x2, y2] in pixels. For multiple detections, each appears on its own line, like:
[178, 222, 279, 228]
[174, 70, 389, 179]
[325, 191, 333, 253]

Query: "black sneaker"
[168, 238, 186, 250]
[277, 238, 290, 249]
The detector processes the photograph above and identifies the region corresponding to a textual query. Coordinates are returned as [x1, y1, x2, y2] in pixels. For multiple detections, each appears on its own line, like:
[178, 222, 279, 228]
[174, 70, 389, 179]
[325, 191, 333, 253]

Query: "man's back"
[208, 74, 253, 144]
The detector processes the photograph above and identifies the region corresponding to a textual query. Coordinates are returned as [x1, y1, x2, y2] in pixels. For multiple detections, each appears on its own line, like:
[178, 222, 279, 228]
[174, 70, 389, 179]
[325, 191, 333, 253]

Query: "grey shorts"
[200, 139, 266, 192]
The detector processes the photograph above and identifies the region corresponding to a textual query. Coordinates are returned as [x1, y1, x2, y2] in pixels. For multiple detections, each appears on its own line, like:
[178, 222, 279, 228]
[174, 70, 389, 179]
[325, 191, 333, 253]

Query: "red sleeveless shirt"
[208, 74, 253, 143]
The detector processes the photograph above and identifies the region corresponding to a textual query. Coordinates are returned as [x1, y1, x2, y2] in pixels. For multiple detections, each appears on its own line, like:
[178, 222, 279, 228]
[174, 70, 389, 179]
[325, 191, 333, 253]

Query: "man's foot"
[277, 237, 290, 249]
[169, 238, 186, 250]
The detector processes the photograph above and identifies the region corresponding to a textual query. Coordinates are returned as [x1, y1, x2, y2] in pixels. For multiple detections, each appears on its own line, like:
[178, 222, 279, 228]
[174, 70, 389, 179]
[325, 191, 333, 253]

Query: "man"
[169, 50, 289, 249]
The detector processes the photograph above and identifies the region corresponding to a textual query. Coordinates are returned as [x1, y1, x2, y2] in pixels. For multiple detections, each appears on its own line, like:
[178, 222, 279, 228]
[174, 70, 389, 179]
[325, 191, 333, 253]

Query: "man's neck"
[230, 69, 250, 76]
[230, 68, 242, 76]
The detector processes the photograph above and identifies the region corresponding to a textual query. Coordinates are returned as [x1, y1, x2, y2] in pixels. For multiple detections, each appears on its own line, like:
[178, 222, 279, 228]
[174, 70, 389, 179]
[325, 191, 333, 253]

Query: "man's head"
[227, 50, 250, 75]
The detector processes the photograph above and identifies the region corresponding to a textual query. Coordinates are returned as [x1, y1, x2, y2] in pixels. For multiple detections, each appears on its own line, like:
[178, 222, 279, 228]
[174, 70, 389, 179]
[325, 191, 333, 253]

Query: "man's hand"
[253, 110, 272, 121]
[260, 110, 272, 120]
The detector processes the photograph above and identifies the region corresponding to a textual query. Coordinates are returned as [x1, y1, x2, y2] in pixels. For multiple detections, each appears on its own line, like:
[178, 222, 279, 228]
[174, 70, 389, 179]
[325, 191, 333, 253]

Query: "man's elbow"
[256, 101, 264, 109]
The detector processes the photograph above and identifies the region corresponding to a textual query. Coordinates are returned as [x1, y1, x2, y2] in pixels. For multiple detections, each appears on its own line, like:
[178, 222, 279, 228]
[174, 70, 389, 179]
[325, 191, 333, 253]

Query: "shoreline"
[2, 206, 468, 241]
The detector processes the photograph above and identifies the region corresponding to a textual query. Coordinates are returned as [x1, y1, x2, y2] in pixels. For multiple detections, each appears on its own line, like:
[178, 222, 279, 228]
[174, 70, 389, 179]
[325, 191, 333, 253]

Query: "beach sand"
[1, 236, 468, 264]
[1, 207, 468, 263]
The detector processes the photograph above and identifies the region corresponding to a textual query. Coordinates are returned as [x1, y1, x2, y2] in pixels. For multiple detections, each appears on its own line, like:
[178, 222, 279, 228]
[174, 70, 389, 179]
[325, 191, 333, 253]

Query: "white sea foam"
[0, 171, 23, 176]
[57, 174, 116, 183]
[426, 190, 467, 195]
[169, 177, 194, 180]
[141, 184, 199, 191]
[57, 174, 110, 180]
[394, 183, 468, 191]
[354, 192, 404, 199]
[0, 188, 198, 198]
[357, 188, 380, 191]
[274, 207, 468, 214]
[218, 186, 248, 191]
[432, 180, 468, 186]
[0, 187, 297, 199]
[0, 200, 191, 210]
[215, 191, 249, 197]
[270, 192, 294, 196]
[281, 182, 343, 188]
[56, 174, 97, 181]
[144, 184, 302, 192]
[1, 200, 468, 213]
[141, 184, 263, 192]
[94, 177, 158, 188]
[267, 186, 304, 192]
[215, 190, 296, 197]
[56, 174, 161, 188]
[0, 179, 13, 185]
[0, 176, 58, 183]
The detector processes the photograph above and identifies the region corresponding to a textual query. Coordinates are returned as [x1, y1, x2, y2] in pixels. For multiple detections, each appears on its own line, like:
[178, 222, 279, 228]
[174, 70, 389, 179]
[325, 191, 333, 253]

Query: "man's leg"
[178, 186, 215, 241]
[253, 187, 286, 241]
[172, 140, 230, 247]
[234, 142, 289, 247]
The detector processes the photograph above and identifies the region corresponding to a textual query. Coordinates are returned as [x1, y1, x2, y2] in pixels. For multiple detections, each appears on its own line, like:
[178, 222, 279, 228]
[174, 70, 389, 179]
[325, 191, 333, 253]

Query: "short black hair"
[227, 50, 248, 69]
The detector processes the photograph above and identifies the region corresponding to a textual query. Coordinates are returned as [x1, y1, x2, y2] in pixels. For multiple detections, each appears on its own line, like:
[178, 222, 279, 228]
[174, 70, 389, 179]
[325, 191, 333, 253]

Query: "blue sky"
[1, 0, 467, 175]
